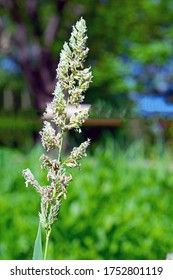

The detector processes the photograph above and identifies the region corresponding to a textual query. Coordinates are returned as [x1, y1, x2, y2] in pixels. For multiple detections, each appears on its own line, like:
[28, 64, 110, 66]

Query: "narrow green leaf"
[32, 222, 43, 260]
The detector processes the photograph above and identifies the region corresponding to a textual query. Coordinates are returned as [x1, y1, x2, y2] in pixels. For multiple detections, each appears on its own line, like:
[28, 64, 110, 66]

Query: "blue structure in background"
[131, 93, 173, 118]
[0, 57, 20, 74]
[125, 57, 173, 119]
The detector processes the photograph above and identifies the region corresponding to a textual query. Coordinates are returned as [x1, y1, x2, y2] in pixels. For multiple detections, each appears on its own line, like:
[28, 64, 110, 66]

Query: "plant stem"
[44, 226, 52, 260]
[58, 131, 64, 162]
[58, 100, 69, 162]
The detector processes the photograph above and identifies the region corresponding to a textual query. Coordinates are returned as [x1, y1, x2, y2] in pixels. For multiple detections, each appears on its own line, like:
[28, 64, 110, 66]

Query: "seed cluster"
[22, 18, 92, 230]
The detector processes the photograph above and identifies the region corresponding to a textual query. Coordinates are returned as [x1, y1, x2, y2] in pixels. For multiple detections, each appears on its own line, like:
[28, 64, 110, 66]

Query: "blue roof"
[132, 93, 173, 117]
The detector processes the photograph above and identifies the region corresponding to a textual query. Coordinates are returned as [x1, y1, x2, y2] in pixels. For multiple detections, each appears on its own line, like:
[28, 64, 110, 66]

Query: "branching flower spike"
[22, 18, 92, 260]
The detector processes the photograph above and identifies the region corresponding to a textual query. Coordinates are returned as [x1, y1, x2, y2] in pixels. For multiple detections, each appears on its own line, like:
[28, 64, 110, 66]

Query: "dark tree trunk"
[0, 0, 68, 113]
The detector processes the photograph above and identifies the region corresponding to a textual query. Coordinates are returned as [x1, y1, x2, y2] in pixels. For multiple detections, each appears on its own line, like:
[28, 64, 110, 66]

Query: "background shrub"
[0, 141, 173, 259]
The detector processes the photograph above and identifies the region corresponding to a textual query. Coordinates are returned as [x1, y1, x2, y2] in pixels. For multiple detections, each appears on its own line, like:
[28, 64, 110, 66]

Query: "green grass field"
[0, 141, 173, 259]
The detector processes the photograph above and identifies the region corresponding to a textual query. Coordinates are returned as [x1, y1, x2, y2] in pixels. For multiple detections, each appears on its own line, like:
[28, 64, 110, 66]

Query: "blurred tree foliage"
[0, 0, 173, 114]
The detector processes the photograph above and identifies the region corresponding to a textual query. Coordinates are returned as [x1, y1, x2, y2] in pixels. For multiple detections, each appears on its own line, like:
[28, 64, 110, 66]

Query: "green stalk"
[58, 131, 64, 162]
[58, 99, 69, 162]
[44, 226, 52, 260]
[44, 102, 68, 259]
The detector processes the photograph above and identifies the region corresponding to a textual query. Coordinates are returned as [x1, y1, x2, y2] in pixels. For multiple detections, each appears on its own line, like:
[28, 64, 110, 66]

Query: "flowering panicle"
[57, 18, 92, 107]
[22, 168, 43, 194]
[40, 121, 59, 151]
[66, 108, 89, 132]
[65, 139, 90, 168]
[22, 17, 92, 231]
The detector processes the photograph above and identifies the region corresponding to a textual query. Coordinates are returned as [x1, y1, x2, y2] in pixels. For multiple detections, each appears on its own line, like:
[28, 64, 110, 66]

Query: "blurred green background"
[1, 0, 173, 259]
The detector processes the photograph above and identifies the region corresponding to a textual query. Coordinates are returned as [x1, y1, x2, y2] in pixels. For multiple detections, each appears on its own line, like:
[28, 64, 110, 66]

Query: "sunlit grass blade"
[32, 222, 43, 260]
